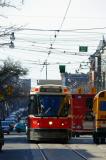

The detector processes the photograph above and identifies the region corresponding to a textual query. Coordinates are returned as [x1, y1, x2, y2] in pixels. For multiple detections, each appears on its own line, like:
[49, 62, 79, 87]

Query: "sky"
[0, 0, 106, 86]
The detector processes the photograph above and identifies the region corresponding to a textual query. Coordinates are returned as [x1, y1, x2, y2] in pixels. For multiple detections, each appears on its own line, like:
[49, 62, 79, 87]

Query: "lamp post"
[45, 61, 47, 80]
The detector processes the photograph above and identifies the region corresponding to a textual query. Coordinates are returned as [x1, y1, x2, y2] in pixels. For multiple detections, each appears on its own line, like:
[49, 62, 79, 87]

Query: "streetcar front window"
[28, 95, 70, 117]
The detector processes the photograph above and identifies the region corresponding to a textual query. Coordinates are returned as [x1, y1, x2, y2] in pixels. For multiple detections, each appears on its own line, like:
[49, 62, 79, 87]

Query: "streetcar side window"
[59, 103, 69, 117]
[28, 95, 38, 114]
[58, 96, 70, 117]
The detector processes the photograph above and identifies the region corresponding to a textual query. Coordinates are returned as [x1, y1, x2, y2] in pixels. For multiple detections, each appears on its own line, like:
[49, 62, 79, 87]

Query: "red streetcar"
[71, 92, 95, 137]
[27, 84, 72, 143]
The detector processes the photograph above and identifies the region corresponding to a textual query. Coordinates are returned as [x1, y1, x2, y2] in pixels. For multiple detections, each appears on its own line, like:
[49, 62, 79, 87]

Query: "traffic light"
[7, 86, 13, 96]
[90, 87, 97, 94]
[59, 65, 65, 73]
[0, 90, 4, 101]
[77, 87, 84, 94]
[9, 41, 15, 48]
[10, 32, 15, 41]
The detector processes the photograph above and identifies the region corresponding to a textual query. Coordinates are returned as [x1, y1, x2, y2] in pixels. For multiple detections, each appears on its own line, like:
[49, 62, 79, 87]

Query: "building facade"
[89, 38, 106, 92]
[64, 72, 89, 93]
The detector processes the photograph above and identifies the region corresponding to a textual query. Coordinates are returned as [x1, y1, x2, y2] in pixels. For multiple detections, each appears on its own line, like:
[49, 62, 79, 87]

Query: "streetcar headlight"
[61, 123, 64, 126]
[49, 121, 53, 125]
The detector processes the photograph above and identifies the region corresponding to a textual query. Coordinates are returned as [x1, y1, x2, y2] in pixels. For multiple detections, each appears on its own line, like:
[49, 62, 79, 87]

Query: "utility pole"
[97, 54, 101, 91]
[45, 61, 47, 80]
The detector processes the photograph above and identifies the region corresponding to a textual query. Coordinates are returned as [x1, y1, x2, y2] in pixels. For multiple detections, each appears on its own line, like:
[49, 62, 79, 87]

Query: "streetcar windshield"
[28, 95, 70, 117]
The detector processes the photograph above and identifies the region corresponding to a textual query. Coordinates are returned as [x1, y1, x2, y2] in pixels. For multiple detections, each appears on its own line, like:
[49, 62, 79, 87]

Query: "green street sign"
[79, 46, 88, 52]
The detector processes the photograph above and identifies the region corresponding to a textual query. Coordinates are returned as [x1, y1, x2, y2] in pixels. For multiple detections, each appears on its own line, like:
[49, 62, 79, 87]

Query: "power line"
[25, 61, 72, 65]
[10, 46, 92, 57]
[58, 0, 72, 32]
[22, 26, 106, 32]
[18, 30, 106, 36]
[40, 0, 72, 74]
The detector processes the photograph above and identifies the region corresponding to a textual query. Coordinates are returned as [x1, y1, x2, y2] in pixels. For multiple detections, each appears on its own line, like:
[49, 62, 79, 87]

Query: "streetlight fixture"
[9, 41, 15, 48]
[10, 32, 15, 41]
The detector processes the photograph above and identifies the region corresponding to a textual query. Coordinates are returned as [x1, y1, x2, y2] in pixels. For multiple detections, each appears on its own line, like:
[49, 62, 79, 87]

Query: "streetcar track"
[64, 144, 88, 160]
[36, 144, 49, 160]
[36, 143, 88, 160]
[32, 142, 106, 160]
[65, 143, 106, 160]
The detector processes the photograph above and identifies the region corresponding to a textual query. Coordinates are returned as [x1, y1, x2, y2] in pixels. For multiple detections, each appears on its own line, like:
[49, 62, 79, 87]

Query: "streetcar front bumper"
[27, 128, 71, 142]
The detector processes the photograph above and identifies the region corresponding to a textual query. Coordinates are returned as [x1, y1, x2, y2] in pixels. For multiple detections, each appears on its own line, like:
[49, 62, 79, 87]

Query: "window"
[99, 92, 105, 98]
[100, 101, 106, 111]
[28, 95, 70, 117]
[86, 97, 93, 110]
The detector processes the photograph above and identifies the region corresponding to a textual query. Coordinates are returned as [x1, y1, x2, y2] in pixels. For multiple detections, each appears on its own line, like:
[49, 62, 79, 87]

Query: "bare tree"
[0, 0, 25, 46]
[0, 0, 24, 8]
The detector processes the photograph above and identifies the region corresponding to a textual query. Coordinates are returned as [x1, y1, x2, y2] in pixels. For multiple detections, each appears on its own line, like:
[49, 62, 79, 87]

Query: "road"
[0, 133, 34, 160]
[0, 133, 106, 160]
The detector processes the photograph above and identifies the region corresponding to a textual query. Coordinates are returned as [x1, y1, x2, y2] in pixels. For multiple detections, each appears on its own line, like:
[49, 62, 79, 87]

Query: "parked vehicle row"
[1, 119, 27, 134]
[1, 107, 27, 135]
[1, 121, 11, 135]
[0, 107, 28, 151]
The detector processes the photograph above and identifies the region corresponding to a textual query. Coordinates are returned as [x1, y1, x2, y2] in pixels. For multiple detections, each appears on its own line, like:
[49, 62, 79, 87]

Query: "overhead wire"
[5, 46, 92, 57]
[17, 29, 106, 37]
[21, 26, 106, 32]
[1, 14, 105, 76]
[24, 59, 89, 66]
[51, 0, 72, 44]
[16, 36, 103, 42]
[40, 0, 73, 73]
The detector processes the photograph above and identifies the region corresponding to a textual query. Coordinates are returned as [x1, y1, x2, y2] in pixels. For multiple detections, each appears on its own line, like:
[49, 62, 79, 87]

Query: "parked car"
[5, 117, 17, 123]
[14, 122, 26, 133]
[0, 120, 4, 151]
[4, 120, 16, 131]
[1, 121, 10, 134]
